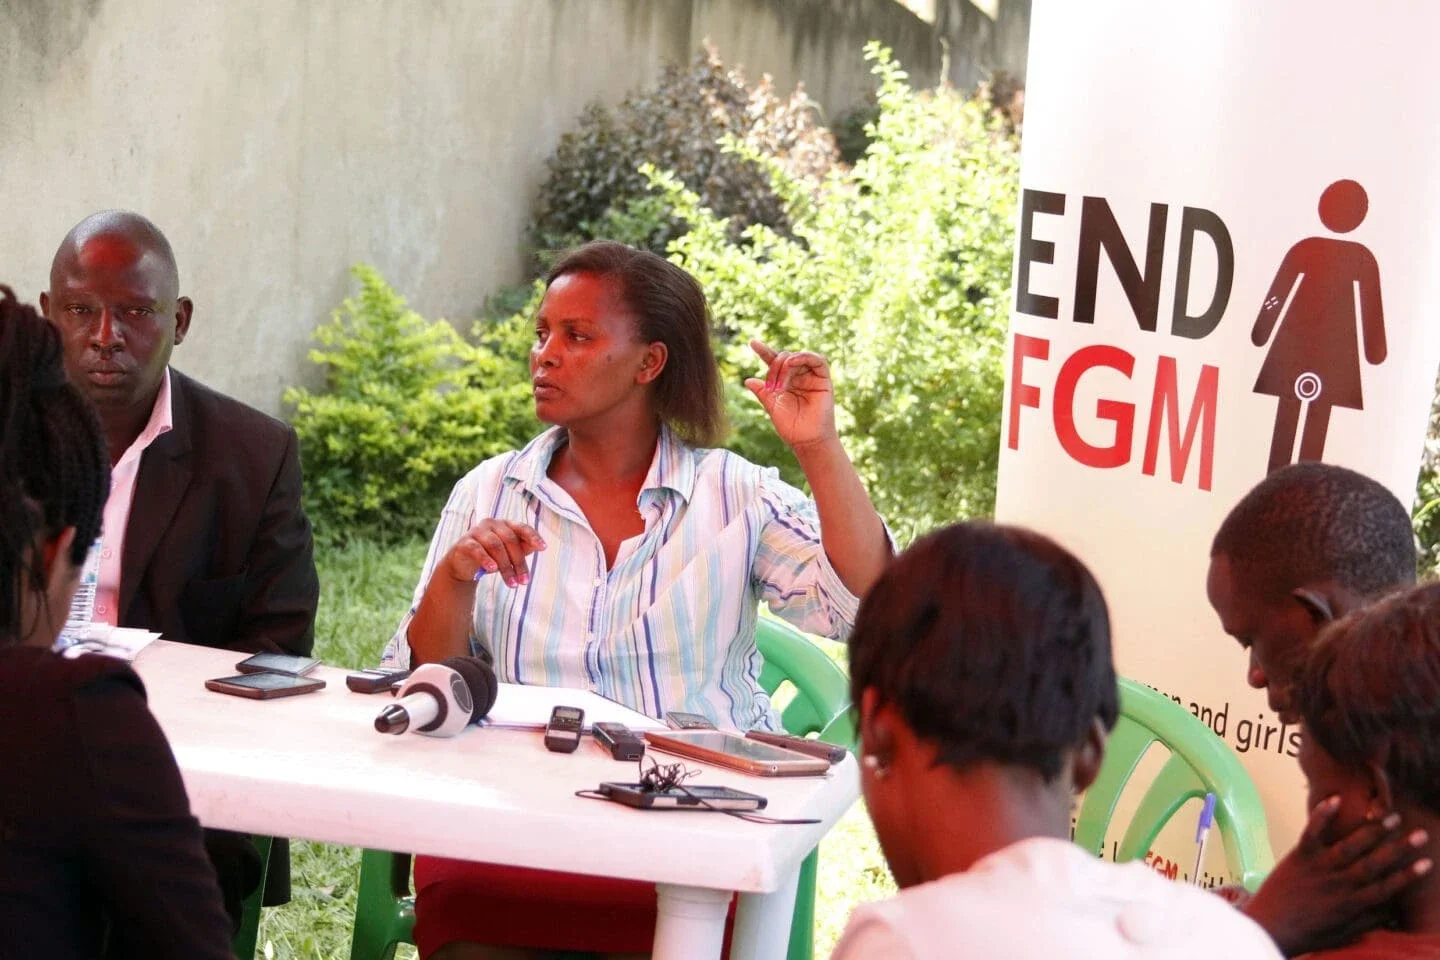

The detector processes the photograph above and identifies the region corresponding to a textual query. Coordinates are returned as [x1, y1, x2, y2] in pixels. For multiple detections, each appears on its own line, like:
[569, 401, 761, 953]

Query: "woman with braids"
[0, 289, 230, 959]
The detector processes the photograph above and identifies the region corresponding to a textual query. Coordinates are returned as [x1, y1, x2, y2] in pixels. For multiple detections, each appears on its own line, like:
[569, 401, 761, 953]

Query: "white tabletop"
[133, 640, 859, 895]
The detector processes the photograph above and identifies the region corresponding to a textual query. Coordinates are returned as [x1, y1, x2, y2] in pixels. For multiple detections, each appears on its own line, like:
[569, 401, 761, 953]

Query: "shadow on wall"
[3, 0, 104, 78]
[935, 0, 1031, 88]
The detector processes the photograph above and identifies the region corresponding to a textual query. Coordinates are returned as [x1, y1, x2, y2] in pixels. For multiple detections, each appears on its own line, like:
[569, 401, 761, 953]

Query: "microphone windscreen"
[441, 655, 498, 721]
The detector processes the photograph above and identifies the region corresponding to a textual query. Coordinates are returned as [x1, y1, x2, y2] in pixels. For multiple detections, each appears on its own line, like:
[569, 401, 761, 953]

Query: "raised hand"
[744, 339, 838, 451]
[441, 519, 547, 589]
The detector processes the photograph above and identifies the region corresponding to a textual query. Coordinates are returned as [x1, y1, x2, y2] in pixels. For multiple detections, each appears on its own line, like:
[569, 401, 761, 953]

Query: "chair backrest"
[754, 617, 856, 748]
[1074, 678, 1274, 890]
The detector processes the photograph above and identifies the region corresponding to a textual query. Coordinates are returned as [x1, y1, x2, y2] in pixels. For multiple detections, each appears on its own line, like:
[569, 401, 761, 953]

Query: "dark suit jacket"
[121, 368, 319, 656]
[0, 646, 233, 960]
[120, 368, 319, 906]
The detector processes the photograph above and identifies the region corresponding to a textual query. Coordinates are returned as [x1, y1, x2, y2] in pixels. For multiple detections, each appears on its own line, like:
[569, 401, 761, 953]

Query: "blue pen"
[1192, 792, 1217, 885]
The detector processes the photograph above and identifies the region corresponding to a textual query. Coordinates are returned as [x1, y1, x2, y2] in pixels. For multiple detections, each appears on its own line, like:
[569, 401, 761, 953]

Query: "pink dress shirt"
[93, 370, 174, 626]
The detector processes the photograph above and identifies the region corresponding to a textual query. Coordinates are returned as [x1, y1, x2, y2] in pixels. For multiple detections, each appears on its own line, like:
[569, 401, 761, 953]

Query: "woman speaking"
[383, 241, 890, 958]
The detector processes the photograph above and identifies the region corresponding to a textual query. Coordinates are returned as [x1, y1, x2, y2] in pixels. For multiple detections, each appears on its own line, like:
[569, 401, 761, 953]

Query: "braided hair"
[0, 286, 109, 646]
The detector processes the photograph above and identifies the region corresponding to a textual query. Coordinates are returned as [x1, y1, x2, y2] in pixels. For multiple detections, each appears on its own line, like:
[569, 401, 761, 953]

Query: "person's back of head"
[835, 522, 1283, 960]
[848, 521, 1118, 887]
[1291, 580, 1440, 944]
[0, 286, 109, 647]
[1, 288, 239, 960]
[1208, 463, 1416, 717]
[835, 522, 1284, 960]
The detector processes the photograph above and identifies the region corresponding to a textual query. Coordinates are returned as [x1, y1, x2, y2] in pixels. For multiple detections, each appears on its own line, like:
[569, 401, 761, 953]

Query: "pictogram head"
[1318, 179, 1368, 233]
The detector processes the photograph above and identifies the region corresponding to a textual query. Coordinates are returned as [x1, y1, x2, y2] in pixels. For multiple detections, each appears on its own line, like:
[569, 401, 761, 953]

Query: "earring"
[862, 754, 889, 781]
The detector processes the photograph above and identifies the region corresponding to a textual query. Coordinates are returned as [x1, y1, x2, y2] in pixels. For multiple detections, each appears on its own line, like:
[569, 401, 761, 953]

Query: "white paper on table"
[56, 625, 162, 661]
[482, 682, 665, 732]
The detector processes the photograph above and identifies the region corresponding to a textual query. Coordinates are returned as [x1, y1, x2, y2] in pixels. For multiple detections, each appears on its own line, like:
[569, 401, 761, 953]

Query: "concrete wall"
[936, 0, 1030, 88]
[1, 0, 1026, 413]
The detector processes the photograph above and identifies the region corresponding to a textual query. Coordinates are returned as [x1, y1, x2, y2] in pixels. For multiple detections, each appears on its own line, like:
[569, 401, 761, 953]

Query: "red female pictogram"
[1252, 179, 1386, 474]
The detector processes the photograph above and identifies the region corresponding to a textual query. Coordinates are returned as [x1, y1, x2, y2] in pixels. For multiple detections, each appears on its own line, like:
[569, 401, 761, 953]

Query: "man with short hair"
[1209, 461, 1416, 718]
[1208, 462, 1425, 956]
[41, 209, 319, 926]
[42, 210, 318, 655]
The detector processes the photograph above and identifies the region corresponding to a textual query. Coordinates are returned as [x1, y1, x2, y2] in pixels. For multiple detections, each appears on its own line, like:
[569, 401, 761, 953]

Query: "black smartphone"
[345, 668, 412, 694]
[598, 782, 767, 811]
[593, 722, 646, 761]
[663, 711, 716, 731]
[205, 673, 326, 700]
[235, 652, 321, 677]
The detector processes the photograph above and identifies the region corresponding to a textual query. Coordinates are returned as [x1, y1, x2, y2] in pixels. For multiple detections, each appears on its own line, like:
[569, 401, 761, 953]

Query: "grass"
[256, 536, 893, 958]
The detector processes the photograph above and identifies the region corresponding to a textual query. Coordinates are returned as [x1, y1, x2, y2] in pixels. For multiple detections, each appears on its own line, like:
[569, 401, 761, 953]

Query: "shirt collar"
[503, 423, 698, 505]
[115, 367, 174, 469]
[643, 423, 697, 503]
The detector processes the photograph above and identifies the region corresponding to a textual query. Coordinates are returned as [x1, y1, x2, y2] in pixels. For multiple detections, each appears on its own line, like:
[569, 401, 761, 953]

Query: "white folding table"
[132, 640, 859, 960]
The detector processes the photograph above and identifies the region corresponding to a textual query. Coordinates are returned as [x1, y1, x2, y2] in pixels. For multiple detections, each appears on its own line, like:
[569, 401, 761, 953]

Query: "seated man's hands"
[1242, 795, 1430, 956]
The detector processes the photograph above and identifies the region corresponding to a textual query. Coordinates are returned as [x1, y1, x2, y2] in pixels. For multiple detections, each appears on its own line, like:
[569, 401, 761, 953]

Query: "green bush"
[1414, 379, 1440, 574]
[651, 44, 1021, 541]
[529, 44, 839, 262]
[284, 266, 539, 543]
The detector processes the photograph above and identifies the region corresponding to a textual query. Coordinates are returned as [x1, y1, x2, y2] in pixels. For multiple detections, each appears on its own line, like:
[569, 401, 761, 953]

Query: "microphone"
[375, 656, 497, 737]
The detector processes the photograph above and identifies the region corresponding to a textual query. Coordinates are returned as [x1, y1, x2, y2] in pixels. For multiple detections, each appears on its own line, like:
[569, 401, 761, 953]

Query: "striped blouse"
[381, 425, 862, 730]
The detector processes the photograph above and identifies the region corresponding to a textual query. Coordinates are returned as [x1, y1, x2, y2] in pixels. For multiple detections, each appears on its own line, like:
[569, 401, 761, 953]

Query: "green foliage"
[833, 97, 880, 165]
[529, 45, 839, 262]
[1414, 379, 1440, 574]
[651, 44, 1021, 540]
[284, 266, 538, 543]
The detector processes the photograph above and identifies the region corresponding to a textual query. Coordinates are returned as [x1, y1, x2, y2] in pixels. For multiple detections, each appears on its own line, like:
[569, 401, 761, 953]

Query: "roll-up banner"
[996, 0, 1440, 882]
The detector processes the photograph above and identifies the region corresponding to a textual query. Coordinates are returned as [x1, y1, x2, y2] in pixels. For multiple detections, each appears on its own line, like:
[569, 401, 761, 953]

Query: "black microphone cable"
[576, 755, 821, 825]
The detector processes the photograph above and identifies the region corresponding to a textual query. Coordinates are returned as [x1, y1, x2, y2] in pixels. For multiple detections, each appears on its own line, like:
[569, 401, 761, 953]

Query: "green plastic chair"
[348, 617, 855, 960]
[233, 835, 274, 960]
[1074, 678, 1274, 891]
[754, 617, 856, 960]
[349, 846, 415, 960]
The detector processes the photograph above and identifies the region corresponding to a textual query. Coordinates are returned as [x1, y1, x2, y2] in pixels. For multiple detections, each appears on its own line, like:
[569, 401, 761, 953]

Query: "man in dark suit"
[41, 209, 319, 928]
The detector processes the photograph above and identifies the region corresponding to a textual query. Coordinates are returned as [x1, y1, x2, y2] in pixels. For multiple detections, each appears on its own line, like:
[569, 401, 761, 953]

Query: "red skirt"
[413, 856, 736, 956]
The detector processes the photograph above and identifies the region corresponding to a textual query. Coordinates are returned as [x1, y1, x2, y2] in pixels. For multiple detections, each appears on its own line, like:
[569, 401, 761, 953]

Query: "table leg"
[730, 865, 800, 960]
[653, 883, 733, 960]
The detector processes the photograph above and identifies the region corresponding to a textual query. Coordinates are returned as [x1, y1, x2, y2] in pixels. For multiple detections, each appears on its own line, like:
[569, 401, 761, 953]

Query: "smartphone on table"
[345, 668, 412, 694]
[663, 711, 716, 731]
[593, 722, 646, 761]
[235, 652, 321, 676]
[745, 730, 847, 764]
[644, 729, 831, 777]
[598, 782, 767, 811]
[206, 672, 326, 700]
